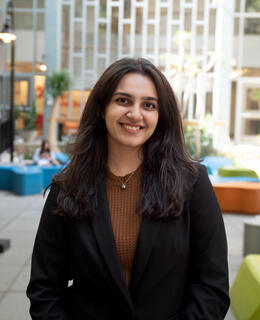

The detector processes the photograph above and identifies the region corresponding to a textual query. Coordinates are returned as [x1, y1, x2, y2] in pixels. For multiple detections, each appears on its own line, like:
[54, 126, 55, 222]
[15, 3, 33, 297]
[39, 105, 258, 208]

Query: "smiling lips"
[120, 123, 144, 132]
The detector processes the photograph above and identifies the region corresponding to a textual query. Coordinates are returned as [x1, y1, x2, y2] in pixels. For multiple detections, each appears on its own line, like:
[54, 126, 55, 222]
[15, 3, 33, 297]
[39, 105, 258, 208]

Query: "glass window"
[14, 80, 29, 107]
[171, 25, 179, 55]
[135, 8, 143, 56]
[244, 119, 260, 135]
[74, 22, 82, 53]
[246, 0, 260, 12]
[75, 0, 82, 18]
[13, 0, 33, 9]
[37, 0, 45, 8]
[62, 5, 70, 69]
[0, 46, 4, 73]
[36, 13, 45, 69]
[197, 0, 204, 19]
[235, 0, 240, 12]
[246, 88, 260, 110]
[37, 12, 44, 31]
[97, 58, 106, 76]
[13, 12, 34, 72]
[123, 24, 130, 55]
[13, 12, 33, 30]
[73, 57, 82, 77]
[135, 7, 142, 34]
[99, 0, 106, 18]
[244, 18, 260, 34]
[209, 9, 216, 35]
[111, 7, 118, 62]
[147, 24, 154, 54]
[234, 17, 240, 35]
[124, 0, 131, 18]
[98, 23, 106, 54]
[196, 26, 203, 55]
[185, 9, 192, 32]
[172, 0, 180, 20]
[111, 6, 118, 34]
[159, 8, 167, 54]
[86, 6, 94, 69]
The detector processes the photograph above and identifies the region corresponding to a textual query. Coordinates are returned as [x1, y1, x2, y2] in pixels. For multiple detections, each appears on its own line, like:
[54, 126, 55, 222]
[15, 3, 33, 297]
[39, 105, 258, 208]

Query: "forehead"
[114, 73, 158, 97]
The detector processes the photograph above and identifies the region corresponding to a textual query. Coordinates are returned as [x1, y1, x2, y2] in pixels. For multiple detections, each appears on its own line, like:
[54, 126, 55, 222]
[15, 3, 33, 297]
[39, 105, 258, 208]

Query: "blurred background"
[0, 0, 260, 158]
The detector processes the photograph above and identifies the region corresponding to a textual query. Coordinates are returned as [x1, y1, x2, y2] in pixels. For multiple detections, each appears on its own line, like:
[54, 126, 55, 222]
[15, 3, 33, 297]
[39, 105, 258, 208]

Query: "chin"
[120, 139, 143, 149]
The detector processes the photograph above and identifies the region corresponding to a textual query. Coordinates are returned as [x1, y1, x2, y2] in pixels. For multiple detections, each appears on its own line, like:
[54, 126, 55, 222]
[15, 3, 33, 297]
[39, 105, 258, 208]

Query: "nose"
[126, 103, 143, 121]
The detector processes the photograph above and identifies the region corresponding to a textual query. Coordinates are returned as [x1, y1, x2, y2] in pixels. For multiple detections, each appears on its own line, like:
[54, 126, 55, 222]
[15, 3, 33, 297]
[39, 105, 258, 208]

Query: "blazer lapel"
[90, 175, 134, 309]
[129, 216, 161, 294]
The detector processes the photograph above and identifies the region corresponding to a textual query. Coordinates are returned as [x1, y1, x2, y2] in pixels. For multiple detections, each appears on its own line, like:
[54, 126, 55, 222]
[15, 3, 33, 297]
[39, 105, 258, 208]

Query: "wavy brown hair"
[52, 58, 198, 219]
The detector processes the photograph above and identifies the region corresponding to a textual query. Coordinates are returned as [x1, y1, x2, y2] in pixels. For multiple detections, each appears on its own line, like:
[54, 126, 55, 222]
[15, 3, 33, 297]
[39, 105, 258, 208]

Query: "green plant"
[46, 70, 72, 100]
[46, 70, 72, 152]
[22, 101, 37, 131]
[183, 123, 217, 159]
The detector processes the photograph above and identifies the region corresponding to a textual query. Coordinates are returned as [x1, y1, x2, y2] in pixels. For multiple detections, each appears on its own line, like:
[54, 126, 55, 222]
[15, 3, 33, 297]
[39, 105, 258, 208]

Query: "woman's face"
[44, 141, 50, 150]
[104, 73, 159, 152]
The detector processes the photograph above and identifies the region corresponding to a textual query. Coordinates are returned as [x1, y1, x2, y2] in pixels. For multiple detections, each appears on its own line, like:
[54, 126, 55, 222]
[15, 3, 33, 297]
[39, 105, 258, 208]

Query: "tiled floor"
[0, 189, 255, 319]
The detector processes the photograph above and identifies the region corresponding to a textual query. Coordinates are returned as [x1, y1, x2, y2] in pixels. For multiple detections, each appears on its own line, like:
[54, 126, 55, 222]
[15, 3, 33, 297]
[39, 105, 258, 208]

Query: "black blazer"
[27, 165, 230, 320]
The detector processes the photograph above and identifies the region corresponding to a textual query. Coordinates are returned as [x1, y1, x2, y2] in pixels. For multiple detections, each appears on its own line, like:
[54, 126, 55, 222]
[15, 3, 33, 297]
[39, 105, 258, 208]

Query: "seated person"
[33, 140, 59, 166]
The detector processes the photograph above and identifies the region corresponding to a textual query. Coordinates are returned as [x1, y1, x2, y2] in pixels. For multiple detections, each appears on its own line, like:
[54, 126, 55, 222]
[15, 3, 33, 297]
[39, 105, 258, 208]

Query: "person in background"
[27, 58, 230, 319]
[33, 139, 59, 166]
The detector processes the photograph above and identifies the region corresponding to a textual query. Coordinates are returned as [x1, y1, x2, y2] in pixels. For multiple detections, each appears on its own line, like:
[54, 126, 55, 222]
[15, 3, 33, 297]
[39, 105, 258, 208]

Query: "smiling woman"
[27, 58, 230, 320]
[104, 73, 159, 165]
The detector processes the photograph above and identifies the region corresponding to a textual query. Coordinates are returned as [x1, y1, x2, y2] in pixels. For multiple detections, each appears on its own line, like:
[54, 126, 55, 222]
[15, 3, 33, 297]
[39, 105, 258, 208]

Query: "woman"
[33, 139, 58, 166]
[27, 58, 230, 319]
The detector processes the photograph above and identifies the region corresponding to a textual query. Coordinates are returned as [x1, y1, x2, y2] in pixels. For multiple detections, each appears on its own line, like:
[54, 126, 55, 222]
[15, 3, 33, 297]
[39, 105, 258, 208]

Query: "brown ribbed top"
[106, 165, 142, 286]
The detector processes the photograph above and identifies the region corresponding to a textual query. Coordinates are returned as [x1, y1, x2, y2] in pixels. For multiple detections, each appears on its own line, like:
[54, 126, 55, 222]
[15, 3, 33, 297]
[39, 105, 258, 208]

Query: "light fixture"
[0, 23, 16, 44]
[39, 64, 47, 72]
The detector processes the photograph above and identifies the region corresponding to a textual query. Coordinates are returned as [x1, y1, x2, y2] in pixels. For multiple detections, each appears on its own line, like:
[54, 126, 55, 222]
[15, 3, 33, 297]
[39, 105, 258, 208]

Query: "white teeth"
[123, 124, 141, 131]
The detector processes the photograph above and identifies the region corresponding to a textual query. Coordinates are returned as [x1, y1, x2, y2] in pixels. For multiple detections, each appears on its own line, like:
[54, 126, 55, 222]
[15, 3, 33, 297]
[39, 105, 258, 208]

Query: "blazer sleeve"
[26, 184, 70, 320]
[181, 165, 230, 319]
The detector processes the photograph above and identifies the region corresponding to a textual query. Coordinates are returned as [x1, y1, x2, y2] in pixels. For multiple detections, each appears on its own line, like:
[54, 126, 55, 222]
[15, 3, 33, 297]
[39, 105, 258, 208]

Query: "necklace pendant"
[121, 184, 126, 190]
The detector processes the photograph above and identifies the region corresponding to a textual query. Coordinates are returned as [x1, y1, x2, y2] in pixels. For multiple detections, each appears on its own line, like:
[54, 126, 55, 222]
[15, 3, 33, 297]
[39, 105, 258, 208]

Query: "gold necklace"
[117, 169, 137, 190]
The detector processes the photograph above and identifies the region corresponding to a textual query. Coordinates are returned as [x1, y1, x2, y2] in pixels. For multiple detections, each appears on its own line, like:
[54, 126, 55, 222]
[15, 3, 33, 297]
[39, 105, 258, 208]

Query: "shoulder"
[192, 163, 210, 191]
[44, 183, 60, 207]
[184, 162, 208, 201]
[188, 163, 223, 228]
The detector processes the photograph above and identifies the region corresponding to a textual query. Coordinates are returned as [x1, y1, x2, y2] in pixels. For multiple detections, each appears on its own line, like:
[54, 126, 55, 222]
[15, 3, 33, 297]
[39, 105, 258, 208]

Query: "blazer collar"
[90, 174, 161, 306]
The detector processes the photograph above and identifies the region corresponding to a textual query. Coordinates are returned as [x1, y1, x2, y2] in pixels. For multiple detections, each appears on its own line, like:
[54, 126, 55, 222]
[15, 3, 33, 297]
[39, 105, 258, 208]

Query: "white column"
[212, 0, 235, 147]
[44, 0, 61, 138]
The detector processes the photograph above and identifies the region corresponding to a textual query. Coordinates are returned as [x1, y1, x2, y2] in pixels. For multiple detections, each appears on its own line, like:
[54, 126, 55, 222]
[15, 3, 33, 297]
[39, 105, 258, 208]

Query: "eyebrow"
[113, 91, 158, 101]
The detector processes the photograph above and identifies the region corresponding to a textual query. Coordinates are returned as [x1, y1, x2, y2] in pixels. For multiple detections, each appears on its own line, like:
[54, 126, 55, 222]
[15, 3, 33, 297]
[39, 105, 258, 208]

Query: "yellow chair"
[230, 255, 260, 320]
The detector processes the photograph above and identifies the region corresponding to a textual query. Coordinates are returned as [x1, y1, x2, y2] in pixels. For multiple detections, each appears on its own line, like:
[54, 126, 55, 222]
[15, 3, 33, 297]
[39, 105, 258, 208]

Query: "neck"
[107, 145, 143, 176]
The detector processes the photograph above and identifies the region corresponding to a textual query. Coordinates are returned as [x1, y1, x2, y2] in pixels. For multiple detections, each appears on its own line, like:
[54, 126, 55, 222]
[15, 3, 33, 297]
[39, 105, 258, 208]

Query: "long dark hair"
[40, 139, 50, 155]
[53, 58, 198, 219]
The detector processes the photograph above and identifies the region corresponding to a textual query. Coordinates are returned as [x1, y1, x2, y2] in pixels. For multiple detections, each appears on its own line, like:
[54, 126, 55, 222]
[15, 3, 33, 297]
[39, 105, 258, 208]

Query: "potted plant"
[46, 70, 72, 152]
[17, 101, 38, 142]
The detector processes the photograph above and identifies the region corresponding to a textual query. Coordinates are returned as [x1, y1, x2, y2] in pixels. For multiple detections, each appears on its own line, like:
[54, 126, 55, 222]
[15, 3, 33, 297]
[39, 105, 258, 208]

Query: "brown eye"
[144, 102, 156, 110]
[116, 97, 129, 105]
